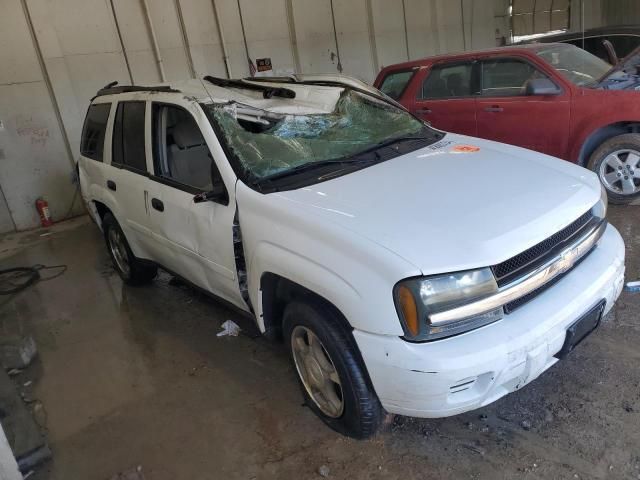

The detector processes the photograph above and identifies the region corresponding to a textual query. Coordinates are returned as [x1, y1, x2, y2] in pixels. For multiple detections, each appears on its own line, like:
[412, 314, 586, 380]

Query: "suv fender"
[248, 242, 360, 333]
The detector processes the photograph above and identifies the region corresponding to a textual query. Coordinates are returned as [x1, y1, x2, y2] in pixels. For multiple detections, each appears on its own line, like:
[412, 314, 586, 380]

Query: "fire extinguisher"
[35, 198, 53, 227]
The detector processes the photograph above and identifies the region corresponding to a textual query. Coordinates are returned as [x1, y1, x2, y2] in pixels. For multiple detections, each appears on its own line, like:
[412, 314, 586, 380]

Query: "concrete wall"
[0, 0, 516, 232]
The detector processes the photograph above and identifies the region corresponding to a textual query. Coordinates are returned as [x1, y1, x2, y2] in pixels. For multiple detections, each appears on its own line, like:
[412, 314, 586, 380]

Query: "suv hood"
[275, 134, 601, 275]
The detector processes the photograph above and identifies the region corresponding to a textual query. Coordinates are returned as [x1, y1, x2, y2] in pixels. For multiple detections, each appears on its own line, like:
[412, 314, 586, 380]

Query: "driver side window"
[480, 58, 548, 97]
[152, 104, 214, 191]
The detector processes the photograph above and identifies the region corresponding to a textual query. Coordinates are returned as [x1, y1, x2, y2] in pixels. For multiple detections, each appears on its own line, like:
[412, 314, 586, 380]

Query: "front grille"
[502, 244, 595, 313]
[492, 210, 594, 287]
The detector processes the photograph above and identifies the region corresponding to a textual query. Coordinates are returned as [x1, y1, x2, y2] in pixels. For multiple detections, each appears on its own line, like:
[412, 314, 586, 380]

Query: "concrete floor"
[0, 208, 639, 480]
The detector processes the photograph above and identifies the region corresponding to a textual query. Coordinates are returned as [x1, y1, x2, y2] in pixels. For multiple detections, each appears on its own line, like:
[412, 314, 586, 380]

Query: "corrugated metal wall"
[602, 0, 640, 25]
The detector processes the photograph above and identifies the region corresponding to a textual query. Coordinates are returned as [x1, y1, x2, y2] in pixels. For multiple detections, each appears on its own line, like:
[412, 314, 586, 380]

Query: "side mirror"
[525, 78, 561, 96]
[193, 183, 229, 205]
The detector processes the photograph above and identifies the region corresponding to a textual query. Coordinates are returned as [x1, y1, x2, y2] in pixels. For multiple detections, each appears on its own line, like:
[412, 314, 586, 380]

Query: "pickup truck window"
[205, 90, 431, 184]
[537, 44, 611, 86]
[421, 63, 474, 99]
[112, 101, 147, 172]
[480, 58, 547, 96]
[80, 103, 111, 162]
[152, 104, 213, 191]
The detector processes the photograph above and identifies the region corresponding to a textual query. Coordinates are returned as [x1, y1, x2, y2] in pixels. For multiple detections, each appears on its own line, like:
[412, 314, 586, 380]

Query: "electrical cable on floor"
[0, 264, 67, 295]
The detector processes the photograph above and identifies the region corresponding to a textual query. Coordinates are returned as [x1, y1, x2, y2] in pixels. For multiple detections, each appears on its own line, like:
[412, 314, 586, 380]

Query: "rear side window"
[480, 58, 547, 97]
[378, 70, 415, 100]
[112, 101, 147, 172]
[421, 63, 474, 99]
[80, 103, 111, 161]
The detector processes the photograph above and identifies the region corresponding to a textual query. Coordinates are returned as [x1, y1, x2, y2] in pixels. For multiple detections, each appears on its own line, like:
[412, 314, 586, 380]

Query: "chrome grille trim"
[429, 220, 607, 325]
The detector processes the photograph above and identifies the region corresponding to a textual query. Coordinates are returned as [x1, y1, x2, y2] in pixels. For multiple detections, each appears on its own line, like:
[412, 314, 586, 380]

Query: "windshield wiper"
[255, 156, 376, 186]
[254, 131, 441, 188]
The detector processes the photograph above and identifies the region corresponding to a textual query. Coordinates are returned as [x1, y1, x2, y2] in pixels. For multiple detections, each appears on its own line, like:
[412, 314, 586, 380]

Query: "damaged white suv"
[79, 75, 625, 438]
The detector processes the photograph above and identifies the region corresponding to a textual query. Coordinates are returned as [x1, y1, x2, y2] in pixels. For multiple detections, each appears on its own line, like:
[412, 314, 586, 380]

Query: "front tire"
[102, 213, 157, 285]
[283, 300, 383, 439]
[588, 133, 640, 205]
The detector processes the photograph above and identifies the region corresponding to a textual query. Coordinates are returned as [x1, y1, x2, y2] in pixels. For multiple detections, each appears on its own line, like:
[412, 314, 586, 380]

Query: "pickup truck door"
[475, 56, 570, 158]
[411, 60, 478, 136]
[146, 103, 244, 309]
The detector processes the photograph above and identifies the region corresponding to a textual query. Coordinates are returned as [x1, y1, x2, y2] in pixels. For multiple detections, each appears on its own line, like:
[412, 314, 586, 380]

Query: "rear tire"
[102, 213, 157, 285]
[283, 300, 383, 439]
[588, 133, 640, 205]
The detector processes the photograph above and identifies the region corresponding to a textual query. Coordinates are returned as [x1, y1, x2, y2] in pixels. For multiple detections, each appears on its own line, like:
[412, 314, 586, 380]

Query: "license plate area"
[555, 300, 605, 359]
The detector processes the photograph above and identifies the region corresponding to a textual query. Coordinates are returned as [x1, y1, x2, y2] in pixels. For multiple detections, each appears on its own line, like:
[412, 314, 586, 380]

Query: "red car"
[374, 43, 640, 204]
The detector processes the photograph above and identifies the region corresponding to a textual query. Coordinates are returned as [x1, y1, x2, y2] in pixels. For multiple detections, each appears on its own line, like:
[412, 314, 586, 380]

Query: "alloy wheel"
[108, 228, 131, 277]
[291, 325, 344, 418]
[599, 149, 640, 195]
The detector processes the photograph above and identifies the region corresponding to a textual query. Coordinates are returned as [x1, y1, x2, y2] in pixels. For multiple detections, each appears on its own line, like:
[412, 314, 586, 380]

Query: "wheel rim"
[599, 149, 640, 196]
[108, 228, 130, 277]
[291, 325, 344, 418]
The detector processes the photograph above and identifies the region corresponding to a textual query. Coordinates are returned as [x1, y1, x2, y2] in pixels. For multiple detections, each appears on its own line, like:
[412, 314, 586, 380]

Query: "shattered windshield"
[202, 90, 429, 184]
[537, 44, 612, 87]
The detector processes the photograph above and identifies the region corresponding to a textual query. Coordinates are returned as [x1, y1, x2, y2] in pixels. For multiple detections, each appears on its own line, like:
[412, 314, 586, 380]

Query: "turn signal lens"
[397, 285, 419, 337]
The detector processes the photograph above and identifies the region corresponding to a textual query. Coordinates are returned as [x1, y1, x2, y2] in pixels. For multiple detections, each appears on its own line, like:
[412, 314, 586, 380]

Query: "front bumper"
[354, 224, 625, 418]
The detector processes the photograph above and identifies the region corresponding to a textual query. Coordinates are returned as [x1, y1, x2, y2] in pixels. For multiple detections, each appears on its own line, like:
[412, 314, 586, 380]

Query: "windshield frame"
[200, 86, 442, 193]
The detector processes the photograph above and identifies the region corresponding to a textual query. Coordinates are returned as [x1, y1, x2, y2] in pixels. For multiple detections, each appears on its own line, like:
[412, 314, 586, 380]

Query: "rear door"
[79, 102, 112, 220]
[412, 60, 478, 136]
[475, 56, 570, 158]
[108, 100, 156, 259]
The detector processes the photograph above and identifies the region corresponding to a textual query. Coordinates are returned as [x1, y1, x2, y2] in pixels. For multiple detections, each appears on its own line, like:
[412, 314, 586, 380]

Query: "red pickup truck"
[374, 43, 640, 204]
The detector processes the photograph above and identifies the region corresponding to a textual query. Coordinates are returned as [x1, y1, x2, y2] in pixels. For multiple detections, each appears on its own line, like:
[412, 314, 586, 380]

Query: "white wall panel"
[239, 0, 296, 76]
[178, 0, 228, 77]
[405, 0, 440, 59]
[146, 0, 192, 80]
[216, 0, 253, 77]
[371, 0, 407, 69]
[0, 1, 78, 230]
[292, 0, 339, 74]
[331, 0, 375, 81]
[112, 0, 162, 83]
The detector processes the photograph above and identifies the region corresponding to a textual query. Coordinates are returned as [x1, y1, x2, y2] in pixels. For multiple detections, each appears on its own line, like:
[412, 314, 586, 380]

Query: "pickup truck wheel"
[283, 301, 383, 439]
[102, 213, 157, 285]
[588, 133, 640, 204]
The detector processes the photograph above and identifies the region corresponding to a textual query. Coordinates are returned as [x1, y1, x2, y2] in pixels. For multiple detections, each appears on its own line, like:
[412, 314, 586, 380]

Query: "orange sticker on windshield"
[452, 145, 480, 153]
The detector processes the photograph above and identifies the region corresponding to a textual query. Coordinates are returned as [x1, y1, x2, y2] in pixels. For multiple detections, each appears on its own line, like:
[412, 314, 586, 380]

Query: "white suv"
[78, 75, 625, 438]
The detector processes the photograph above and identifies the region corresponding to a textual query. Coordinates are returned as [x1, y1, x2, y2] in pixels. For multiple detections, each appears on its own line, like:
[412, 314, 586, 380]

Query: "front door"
[475, 57, 570, 158]
[412, 61, 478, 136]
[146, 102, 243, 308]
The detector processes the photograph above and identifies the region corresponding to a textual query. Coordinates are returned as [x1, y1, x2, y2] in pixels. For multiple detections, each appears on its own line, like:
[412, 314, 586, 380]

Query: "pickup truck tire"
[283, 300, 383, 439]
[102, 213, 157, 285]
[588, 133, 640, 204]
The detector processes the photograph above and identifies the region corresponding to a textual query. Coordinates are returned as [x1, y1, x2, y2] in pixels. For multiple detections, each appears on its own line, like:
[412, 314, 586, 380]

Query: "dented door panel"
[146, 179, 244, 309]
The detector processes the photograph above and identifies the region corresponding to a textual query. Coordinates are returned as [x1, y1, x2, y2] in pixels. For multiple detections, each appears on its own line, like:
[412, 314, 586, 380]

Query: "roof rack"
[93, 81, 180, 99]
[203, 76, 296, 99]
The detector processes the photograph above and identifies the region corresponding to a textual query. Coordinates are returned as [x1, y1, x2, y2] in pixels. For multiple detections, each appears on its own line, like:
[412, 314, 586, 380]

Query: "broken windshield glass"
[202, 90, 428, 182]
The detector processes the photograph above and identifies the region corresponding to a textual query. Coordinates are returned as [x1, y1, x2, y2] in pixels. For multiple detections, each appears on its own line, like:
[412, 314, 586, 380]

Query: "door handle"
[484, 106, 504, 112]
[151, 198, 164, 212]
[416, 108, 432, 114]
[107, 180, 116, 191]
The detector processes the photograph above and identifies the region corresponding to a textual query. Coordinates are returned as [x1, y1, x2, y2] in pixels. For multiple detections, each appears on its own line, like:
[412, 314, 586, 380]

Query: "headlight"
[394, 268, 503, 341]
[593, 183, 608, 219]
